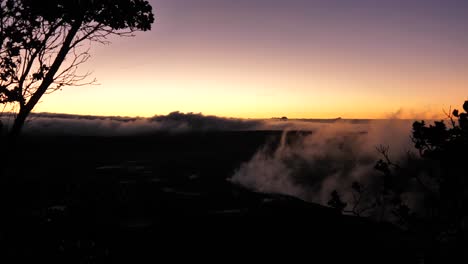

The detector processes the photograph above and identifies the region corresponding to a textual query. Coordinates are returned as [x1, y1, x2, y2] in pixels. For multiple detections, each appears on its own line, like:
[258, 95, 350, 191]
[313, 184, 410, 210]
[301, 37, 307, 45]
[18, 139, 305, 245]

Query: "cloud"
[0, 109, 435, 220]
[1, 112, 374, 136]
[0, 112, 268, 136]
[229, 119, 416, 207]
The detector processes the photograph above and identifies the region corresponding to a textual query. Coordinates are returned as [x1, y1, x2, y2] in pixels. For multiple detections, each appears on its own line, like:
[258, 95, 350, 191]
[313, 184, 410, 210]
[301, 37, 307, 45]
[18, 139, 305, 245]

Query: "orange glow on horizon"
[30, 1, 468, 120]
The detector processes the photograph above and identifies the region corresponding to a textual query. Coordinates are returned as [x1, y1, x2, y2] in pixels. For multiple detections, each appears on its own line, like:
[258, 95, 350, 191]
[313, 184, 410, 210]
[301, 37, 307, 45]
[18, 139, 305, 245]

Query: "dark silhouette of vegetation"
[0, 0, 154, 139]
[329, 100, 468, 262]
[327, 190, 347, 212]
[0, 2, 154, 259]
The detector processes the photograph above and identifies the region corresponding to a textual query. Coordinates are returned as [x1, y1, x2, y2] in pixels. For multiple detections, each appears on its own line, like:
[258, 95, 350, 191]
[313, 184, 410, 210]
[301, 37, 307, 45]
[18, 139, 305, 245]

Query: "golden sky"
[34, 0, 468, 119]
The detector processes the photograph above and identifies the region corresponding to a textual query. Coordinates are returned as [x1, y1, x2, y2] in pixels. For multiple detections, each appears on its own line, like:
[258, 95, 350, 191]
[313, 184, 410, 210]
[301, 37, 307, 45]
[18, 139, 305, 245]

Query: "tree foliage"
[0, 0, 154, 137]
[329, 100, 468, 261]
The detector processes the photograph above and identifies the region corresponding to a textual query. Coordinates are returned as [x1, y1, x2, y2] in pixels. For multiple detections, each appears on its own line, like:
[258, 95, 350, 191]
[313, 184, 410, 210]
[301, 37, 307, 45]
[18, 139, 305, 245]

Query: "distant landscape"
[0, 112, 438, 263]
[1, 0, 467, 263]
[1, 128, 414, 263]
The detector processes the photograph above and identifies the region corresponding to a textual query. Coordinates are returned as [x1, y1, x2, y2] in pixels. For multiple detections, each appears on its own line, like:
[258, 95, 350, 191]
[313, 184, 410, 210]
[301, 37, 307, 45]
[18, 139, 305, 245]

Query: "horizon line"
[0, 111, 439, 122]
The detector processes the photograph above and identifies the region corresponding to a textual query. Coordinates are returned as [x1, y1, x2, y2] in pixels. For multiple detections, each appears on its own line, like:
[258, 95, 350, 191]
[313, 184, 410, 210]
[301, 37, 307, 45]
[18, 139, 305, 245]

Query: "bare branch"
[376, 144, 400, 169]
[443, 106, 456, 128]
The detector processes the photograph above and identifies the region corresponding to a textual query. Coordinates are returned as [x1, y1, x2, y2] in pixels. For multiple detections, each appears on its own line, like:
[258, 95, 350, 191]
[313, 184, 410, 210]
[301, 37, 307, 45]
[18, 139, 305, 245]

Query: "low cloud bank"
[1, 112, 375, 135]
[1, 112, 265, 136]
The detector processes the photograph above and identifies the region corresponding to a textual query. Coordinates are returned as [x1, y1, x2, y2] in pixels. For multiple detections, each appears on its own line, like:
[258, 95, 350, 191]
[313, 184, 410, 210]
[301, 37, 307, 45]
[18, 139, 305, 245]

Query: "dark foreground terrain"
[2, 131, 419, 263]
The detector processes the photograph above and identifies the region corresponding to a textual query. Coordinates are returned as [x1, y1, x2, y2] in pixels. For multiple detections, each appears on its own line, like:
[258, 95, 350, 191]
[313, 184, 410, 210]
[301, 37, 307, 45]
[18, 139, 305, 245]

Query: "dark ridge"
[2, 131, 419, 263]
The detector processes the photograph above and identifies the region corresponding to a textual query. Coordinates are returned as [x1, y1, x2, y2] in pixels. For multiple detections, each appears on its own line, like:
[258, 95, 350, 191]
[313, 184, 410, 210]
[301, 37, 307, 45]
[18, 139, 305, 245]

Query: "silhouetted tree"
[329, 100, 468, 262]
[327, 190, 347, 213]
[411, 102, 468, 246]
[0, 0, 154, 139]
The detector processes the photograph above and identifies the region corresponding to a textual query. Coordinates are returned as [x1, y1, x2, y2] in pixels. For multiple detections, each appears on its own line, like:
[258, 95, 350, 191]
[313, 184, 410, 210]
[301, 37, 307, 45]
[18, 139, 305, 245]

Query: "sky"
[34, 0, 468, 119]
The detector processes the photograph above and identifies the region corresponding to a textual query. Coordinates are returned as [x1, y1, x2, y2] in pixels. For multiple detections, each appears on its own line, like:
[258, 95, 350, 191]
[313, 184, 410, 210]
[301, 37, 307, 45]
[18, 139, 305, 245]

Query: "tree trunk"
[1, 18, 84, 249]
[8, 107, 29, 140]
[3, 18, 83, 183]
[6, 18, 83, 139]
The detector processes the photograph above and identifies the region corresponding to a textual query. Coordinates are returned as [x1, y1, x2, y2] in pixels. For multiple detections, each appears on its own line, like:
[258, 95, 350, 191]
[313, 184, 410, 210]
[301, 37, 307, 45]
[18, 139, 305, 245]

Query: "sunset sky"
[35, 0, 468, 119]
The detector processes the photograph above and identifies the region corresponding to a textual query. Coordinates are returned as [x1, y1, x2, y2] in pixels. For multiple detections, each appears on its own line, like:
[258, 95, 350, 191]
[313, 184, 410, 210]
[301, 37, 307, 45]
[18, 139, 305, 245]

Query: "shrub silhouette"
[411, 102, 468, 230]
[329, 100, 468, 262]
